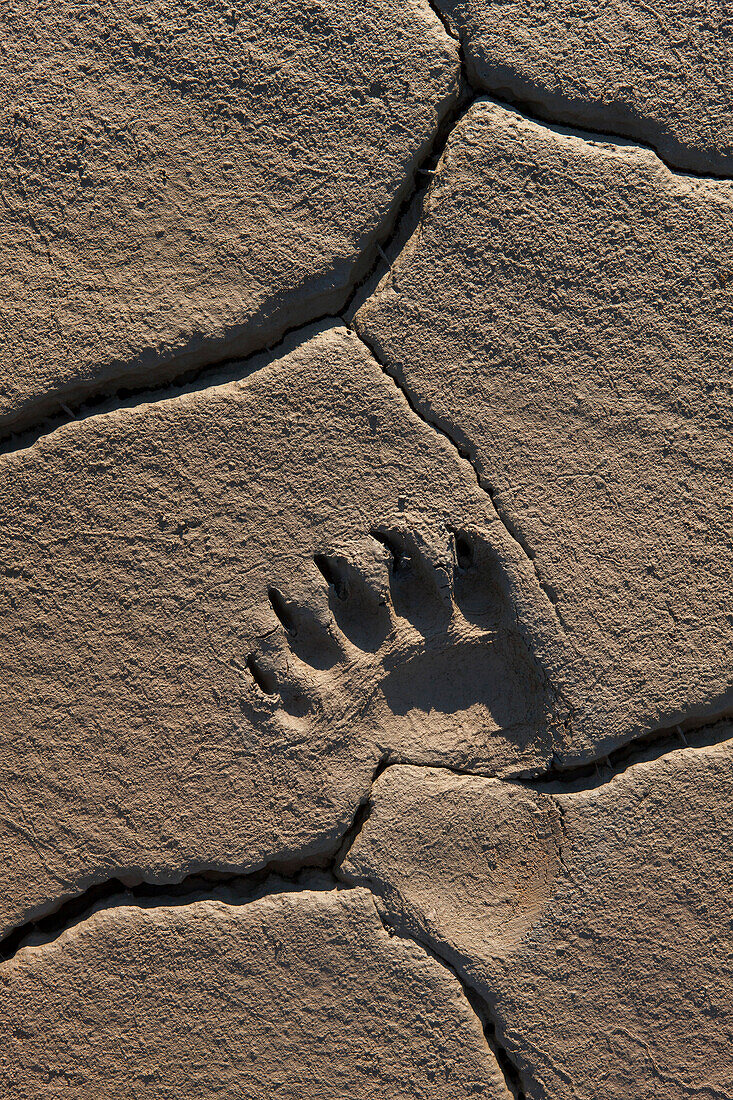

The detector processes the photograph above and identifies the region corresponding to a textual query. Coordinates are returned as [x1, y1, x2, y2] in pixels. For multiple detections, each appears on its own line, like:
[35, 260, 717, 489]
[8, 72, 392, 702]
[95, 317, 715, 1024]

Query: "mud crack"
[348, 326, 566, 631]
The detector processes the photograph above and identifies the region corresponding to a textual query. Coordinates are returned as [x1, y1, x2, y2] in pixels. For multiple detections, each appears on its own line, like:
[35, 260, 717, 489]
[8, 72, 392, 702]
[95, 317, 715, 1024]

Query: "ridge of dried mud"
[4, 9, 732, 1098]
[6, 15, 731, 455]
[4, 712, 731, 1099]
[0, 822, 526, 1099]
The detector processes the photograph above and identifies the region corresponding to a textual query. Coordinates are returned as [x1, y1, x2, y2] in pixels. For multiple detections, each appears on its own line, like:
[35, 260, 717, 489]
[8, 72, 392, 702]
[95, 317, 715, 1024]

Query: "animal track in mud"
[246, 524, 557, 772]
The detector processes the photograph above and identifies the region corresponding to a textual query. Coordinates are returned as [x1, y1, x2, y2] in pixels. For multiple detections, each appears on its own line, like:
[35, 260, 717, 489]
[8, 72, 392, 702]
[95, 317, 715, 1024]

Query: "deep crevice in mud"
[0, 317, 337, 457]
[421, 0, 460, 45]
[0, 865, 343, 965]
[0, 756, 392, 966]
[0, 774, 524, 1099]
[335, 765, 528, 1098]
[332, 753, 391, 867]
[2, 680, 728, 966]
[460, 978, 527, 1100]
[0, 865, 522, 1096]
[421, 0, 733, 180]
[378, 707, 733, 793]
[2, 716, 729, 1091]
[372, 912, 528, 1100]
[480, 87, 733, 182]
[5, 69, 724, 458]
[523, 708, 733, 793]
[477, 81, 732, 181]
[340, 98, 475, 323]
[1, 36, 465, 452]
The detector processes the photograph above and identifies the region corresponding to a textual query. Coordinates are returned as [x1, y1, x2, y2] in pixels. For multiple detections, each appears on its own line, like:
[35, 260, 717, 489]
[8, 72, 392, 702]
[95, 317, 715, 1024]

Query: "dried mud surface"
[433, 0, 733, 174]
[0, 0, 459, 432]
[1, 2, 731, 1097]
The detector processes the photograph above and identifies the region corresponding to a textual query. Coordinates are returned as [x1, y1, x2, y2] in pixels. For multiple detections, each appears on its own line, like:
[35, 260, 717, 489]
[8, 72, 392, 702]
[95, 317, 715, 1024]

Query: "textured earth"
[1, 2, 731, 1098]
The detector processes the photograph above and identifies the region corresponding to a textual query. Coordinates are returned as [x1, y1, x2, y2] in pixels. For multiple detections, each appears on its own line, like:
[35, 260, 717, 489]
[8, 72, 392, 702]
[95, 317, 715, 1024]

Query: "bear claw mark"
[245, 524, 560, 775]
[245, 654, 278, 697]
[267, 587, 298, 636]
[313, 553, 349, 601]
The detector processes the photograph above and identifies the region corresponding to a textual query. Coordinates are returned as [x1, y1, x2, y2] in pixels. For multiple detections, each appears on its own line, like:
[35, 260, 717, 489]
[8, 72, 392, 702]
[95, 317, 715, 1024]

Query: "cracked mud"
[1, 1, 731, 1097]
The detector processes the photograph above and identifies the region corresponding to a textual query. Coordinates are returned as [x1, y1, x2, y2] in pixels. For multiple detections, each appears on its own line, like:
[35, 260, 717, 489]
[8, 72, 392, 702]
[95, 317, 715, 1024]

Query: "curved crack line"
[0, 863, 525, 1098]
[2, 710, 730, 1092]
[4, 707, 731, 961]
[6, 76, 729, 456]
[0, 866, 338, 966]
[368, 909, 528, 1099]
[347, 323, 567, 635]
[0, 317, 342, 458]
[0, 748, 389, 966]
[521, 708, 733, 793]
[4, 0, 731, 451]
[421, 0, 733, 181]
[0, 14, 465, 448]
[0, 882, 527, 1100]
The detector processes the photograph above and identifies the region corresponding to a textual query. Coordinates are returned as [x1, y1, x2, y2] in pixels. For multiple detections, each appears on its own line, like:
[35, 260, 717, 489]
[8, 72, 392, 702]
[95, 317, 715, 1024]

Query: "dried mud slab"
[356, 99, 733, 757]
[0, 0, 459, 435]
[0, 322, 585, 942]
[435, 0, 733, 173]
[0, 888, 511, 1098]
[343, 740, 733, 1097]
[341, 765, 563, 960]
